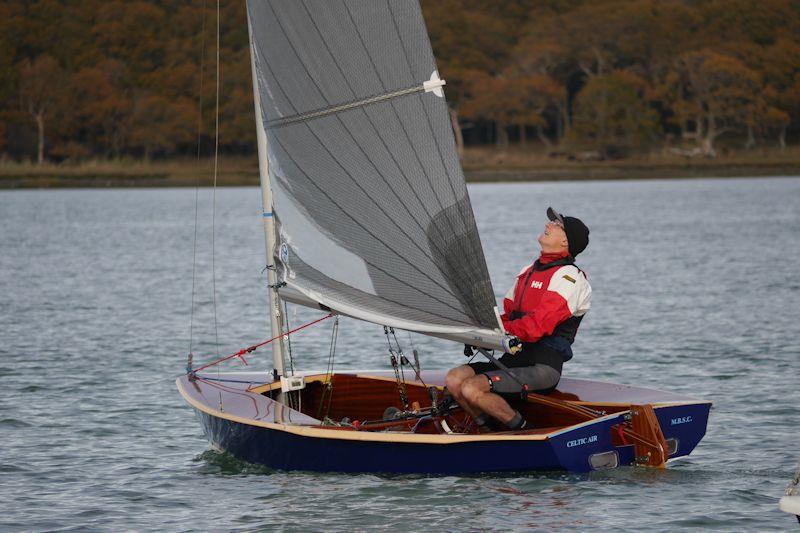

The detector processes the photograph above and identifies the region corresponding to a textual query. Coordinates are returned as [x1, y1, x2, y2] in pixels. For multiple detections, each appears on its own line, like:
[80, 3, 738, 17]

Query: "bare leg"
[444, 365, 483, 419]
[460, 375, 516, 425]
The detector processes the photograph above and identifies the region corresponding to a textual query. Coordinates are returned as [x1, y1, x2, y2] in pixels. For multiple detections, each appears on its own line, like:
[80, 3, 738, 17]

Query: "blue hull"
[179, 372, 711, 474]
[194, 405, 710, 475]
[199, 408, 559, 473]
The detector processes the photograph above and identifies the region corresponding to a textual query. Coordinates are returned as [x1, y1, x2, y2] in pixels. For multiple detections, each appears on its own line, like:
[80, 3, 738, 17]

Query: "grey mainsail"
[247, 0, 502, 345]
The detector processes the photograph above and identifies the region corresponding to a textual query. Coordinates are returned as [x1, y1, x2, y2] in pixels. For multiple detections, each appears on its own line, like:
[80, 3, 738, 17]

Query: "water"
[1, 177, 798, 531]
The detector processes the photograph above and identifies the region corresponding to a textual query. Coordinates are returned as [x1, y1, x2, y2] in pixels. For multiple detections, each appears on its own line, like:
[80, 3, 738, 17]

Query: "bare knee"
[461, 375, 489, 404]
[445, 370, 461, 396]
[445, 368, 459, 388]
[445, 365, 473, 397]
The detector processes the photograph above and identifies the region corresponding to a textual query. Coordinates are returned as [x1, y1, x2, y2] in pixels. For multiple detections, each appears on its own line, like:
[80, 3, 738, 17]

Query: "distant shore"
[2, 148, 799, 188]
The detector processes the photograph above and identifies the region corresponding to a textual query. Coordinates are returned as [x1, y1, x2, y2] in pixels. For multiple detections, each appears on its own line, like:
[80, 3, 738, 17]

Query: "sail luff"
[247, 8, 288, 386]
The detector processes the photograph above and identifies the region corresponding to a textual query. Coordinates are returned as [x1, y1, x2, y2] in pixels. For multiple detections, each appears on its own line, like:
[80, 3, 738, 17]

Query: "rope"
[316, 316, 339, 420]
[192, 313, 333, 373]
[392, 328, 427, 389]
[384, 326, 409, 410]
[391, 327, 409, 386]
[284, 299, 295, 374]
[281, 301, 296, 410]
[188, 0, 207, 359]
[198, 376, 269, 385]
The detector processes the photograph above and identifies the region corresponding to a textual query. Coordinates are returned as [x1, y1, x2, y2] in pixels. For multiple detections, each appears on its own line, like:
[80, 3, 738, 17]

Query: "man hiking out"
[445, 207, 591, 432]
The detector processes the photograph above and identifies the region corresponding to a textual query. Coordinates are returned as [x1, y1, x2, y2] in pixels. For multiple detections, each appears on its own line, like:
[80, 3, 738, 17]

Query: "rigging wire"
[405, 331, 426, 387]
[391, 327, 426, 389]
[391, 328, 408, 387]
[283, 299, 295, 375]
[188, 0, 207, 358]
[282, 300, 296, 410]
[317, 316, 339, 422]
[191, 313, 334, 374]
[384, 326, 409, 410]
[211, 0, 221, 365]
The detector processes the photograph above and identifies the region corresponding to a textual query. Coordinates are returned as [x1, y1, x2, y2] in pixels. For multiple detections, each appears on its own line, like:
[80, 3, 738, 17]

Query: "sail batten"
[265, 84, 427, 129]
[248, 0, 498, 339]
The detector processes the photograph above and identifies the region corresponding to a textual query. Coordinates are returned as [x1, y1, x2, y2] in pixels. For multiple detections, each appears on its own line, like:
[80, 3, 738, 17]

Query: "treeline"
[1, 0, 253, 163]
[1, 0, 799, 163]
[427, 0, 800, 158]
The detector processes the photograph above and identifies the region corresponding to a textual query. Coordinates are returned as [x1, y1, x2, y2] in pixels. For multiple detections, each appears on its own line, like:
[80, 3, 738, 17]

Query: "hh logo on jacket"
[530, 280, 543, 289]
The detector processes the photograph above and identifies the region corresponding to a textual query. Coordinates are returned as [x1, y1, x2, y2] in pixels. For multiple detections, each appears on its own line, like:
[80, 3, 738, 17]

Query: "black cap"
[547, 207, 590, 257]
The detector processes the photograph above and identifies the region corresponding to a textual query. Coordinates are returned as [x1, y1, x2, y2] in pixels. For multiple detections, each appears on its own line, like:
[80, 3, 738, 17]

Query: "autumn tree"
[0, 0, 798, 161]
[673, 50, 762, 156]
[0, 4, 14, 155]
[92, 2, 167, 81]
[570, 70, 660, 157]
[515, 74, 565, 149]
[70, 60, 132, 158]
[774, 76, 800, 151]
[747, 36, 800, 150]
[128, 93, 196, 159]
[460, 70, 517, 149]
[18, 55, 66, 163]
[423, 0, 537, 149]
[511, 31, 569, 147]
[0, 3, 16, 107]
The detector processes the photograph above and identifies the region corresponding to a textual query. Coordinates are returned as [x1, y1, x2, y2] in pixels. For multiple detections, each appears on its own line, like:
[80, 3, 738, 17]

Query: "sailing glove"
[502, 335, 522, 355]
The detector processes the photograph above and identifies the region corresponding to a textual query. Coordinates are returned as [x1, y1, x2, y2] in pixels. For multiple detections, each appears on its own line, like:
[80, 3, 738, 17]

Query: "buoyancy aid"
[501, 253, 592, 361]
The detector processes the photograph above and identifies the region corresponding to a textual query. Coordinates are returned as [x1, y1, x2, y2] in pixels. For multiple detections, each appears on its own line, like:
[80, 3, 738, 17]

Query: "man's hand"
[502, 335, 522, 355]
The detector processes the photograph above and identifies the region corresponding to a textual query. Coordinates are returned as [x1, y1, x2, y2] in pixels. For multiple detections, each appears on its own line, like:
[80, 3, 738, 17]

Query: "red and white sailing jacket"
[500, 255, 592, 345]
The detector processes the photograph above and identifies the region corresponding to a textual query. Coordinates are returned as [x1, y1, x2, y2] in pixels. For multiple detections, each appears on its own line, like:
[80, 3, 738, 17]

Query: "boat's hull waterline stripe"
[265, 84, 424, 129]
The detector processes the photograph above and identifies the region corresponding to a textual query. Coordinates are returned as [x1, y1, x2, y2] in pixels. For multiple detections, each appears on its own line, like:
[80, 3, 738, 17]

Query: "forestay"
[247, 0, 502, 345]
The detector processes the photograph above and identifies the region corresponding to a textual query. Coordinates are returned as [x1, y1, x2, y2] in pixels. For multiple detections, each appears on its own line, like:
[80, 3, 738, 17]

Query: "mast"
[247, 10, 287, 398]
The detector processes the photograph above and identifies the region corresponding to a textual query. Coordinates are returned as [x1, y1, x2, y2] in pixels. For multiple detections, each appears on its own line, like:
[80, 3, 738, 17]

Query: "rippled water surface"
[2, 177, 799, 531]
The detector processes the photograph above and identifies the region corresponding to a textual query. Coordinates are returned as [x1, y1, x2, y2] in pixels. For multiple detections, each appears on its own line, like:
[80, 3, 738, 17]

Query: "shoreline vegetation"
[3, 2, 800, 182]
[2, 147, 799, 189]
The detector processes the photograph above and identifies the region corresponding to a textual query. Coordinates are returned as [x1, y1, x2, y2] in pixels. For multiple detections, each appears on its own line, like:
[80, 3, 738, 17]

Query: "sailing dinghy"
[177, 0, 711, 474]
[780, 466, 800, 523]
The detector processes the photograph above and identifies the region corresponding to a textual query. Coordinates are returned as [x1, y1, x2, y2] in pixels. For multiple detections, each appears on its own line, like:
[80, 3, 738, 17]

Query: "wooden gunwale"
[175, 375, 628, 443]
[176, 376, 632, 445]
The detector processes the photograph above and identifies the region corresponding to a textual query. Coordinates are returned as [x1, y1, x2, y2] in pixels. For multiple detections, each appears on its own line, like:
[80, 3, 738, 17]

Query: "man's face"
[538, 219, 568, 251]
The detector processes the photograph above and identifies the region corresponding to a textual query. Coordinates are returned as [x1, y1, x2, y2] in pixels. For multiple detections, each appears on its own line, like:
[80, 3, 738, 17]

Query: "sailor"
[445, 207, 591, 431]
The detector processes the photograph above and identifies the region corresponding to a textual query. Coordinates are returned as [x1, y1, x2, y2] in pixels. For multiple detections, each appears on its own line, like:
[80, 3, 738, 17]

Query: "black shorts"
[467, 343, 563, 397]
